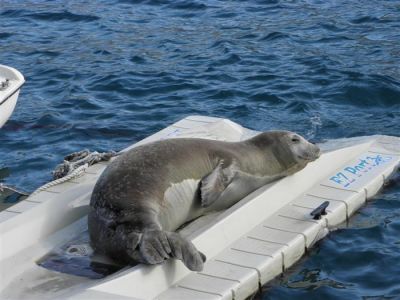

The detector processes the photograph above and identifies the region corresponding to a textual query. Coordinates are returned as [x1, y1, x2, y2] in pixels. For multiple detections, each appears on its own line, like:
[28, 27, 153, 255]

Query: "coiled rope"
[31, 149, 118, 196]
[52, 150, 117, 180]
[1, 150, 118, 200]
[31, 163, 89, 196]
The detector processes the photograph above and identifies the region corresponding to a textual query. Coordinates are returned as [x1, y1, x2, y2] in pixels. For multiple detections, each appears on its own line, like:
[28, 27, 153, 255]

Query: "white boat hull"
[0, 65, 25, 128]
[0, 116, 399, 300]
[0, 90, 20, 128]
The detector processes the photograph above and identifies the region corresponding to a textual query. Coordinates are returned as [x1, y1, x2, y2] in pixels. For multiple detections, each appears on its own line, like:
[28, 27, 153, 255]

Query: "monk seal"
[88, 131, 320, 271]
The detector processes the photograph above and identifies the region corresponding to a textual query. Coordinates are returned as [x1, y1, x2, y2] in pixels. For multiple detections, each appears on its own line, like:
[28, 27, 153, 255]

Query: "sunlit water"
[0, 1, 399, 298]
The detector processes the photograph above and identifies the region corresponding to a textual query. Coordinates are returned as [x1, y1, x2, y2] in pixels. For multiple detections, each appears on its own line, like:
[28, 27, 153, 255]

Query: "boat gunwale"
[0, 64, 25, 106]
[0, 81, 25, 106]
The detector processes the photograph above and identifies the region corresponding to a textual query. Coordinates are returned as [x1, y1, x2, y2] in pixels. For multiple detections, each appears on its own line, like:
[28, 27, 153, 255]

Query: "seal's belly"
[160, 179, 205, 231]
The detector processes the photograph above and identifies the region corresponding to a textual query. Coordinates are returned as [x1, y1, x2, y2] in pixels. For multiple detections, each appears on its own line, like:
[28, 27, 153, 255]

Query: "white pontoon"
[0, 116, 399, 299]
[0, 64, 24, 128]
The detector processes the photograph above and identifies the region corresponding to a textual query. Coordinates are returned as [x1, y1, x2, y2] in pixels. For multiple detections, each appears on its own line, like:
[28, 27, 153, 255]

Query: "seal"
[88, 131, 320, 271]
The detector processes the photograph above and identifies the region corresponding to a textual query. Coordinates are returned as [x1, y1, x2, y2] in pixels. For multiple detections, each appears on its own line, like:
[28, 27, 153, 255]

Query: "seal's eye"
[291, 137, 300, 143]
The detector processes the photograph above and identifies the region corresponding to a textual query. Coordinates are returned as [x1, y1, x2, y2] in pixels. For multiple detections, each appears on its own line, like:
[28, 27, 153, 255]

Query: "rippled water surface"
[1, 0, 399, 299]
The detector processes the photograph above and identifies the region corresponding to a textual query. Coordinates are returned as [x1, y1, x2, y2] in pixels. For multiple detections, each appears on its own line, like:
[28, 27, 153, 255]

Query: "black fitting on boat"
[310, 201, 329, 220]
[0, 78, 9, 90]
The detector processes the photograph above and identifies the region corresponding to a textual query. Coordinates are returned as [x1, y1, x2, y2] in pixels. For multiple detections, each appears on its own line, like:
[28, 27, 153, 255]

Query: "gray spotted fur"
[88, 131, 320, 271]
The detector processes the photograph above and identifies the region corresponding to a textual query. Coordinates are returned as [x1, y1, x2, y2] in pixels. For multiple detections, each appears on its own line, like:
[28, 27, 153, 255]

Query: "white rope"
[31, 163, 89, 196]
[0, 183, 29, 196]
[52, 150, 116, 179]
[15, 149, 118, 197]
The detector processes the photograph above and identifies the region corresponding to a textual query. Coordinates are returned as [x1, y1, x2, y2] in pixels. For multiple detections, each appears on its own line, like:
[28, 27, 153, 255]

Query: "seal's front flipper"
[166, 232, 205, 271]
[200, 160, 239, 208]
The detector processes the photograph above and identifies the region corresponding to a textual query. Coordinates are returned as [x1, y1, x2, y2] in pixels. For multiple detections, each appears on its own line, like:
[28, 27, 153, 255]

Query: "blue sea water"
[0, 0, 399, 298]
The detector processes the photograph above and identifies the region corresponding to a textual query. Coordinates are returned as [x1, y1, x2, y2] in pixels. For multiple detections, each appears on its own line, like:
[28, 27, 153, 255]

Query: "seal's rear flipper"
[200, 160, 239, 208]
[166, 232, 205, 271]
[139, 230, 171, 265]
[139, 230, 205, 271]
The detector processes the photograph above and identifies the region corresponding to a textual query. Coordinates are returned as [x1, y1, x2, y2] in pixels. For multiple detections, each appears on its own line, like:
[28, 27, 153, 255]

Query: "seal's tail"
[139, 230, 206, 271]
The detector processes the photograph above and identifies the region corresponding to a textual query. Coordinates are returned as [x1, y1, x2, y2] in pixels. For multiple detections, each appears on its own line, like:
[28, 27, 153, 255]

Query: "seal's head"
[280, 131, 320, 164]
[250, 131, 320, 172]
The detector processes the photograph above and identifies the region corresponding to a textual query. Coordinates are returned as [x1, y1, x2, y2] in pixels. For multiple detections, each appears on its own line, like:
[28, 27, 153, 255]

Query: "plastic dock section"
[0, 116, 399, 300]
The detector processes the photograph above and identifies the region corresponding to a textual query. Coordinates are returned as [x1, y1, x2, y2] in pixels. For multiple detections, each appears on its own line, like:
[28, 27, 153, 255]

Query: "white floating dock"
[0, 116, 399, 300]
